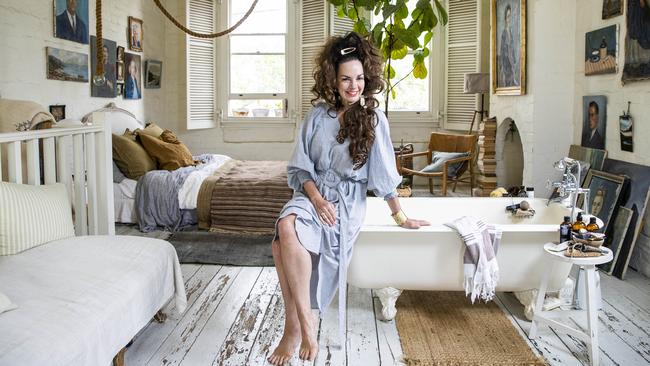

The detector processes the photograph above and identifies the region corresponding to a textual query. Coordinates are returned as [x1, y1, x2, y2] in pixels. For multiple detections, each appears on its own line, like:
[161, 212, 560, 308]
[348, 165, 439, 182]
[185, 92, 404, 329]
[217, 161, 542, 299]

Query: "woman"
[269, 32, 429, 365]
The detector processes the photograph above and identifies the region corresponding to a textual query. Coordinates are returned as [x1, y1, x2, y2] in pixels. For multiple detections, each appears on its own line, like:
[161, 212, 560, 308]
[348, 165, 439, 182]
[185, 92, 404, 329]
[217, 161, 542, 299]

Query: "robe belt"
[315, 169, 352, 346]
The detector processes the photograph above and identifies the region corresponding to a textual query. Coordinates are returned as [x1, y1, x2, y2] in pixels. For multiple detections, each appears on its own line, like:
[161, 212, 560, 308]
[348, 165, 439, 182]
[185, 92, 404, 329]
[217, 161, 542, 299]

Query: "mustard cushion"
[139, 131, 195, 171]
[112, 133, 156, 179]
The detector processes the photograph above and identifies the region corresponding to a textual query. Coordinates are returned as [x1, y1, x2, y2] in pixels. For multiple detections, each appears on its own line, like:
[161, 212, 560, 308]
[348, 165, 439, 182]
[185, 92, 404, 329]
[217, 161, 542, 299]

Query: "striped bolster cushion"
[0, 182, 74, 256]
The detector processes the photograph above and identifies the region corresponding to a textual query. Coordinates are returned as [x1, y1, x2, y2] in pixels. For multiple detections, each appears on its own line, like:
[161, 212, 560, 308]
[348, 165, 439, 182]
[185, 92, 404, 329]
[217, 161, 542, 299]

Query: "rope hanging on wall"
[93, 0, 105, 86]
[153, 0, 259, 38]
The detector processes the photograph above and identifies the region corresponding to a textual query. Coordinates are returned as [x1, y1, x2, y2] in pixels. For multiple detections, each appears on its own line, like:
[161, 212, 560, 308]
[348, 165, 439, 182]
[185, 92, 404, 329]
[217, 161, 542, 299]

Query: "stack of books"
[477, 117, 497, 196]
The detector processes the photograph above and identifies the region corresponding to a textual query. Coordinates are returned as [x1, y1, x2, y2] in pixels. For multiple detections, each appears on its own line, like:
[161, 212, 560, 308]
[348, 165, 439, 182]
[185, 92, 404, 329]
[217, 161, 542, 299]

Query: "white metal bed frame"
[0, 113, 115, 236]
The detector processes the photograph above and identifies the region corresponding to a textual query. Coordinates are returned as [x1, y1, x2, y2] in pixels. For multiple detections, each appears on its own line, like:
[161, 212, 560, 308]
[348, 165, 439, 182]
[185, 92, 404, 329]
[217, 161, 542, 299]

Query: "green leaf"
[394, 28, 420, 49]
[336, 6, 346, 18]
[385, 64, 396, 79]
[395, 3, 409, 20]
[421, 5, 437, 29]
[391, 45, 408, 60]
[423, 31, 433, 46]
[349, 6, 358, 20]
[414, 47, 429, 58]
[391, 87, 396, 100]
[416, 0, 429, 10]
[434, 0, 448, 25]
[372, 22, 385, 45]
[382, 4, 398, 19]
[413, 61, 428, 79]
[354, 20, 369, 35]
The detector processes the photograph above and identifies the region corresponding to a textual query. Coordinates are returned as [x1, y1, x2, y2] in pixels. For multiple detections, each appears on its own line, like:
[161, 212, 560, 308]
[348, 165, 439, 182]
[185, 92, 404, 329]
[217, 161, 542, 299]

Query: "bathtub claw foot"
[376, 287, 402, 321]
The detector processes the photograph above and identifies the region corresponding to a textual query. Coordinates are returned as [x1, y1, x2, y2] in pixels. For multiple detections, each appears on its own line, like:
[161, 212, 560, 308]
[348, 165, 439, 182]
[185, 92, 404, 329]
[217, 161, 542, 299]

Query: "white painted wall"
[0, 0, 166, 124]
[573, 0, 650, 166]
[491, 0, 578, 195]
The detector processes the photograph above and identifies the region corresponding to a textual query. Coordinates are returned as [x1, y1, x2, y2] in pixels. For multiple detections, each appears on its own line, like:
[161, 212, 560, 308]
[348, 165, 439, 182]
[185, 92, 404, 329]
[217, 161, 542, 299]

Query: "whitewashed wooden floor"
[117, 188, 650, 365]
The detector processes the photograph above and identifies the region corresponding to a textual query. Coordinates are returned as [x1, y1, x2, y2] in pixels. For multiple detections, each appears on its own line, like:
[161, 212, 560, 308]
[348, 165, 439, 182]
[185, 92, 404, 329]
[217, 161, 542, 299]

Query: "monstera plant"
[327, 0, 447, 115]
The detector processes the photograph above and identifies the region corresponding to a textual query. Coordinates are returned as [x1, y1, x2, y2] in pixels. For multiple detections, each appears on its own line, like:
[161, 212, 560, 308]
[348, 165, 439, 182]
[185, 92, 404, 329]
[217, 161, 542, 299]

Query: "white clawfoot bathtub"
[349, 197, 574, 320]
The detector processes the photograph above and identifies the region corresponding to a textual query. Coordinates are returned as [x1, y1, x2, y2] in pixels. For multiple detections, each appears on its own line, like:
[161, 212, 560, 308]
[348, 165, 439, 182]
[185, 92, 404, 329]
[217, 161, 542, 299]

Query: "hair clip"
[340, 47, 356, 55]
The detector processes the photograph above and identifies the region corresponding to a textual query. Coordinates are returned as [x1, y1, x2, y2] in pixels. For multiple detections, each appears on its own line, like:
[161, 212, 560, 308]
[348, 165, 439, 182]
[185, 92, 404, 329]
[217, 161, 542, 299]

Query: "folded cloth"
[445, 216, 502, 303]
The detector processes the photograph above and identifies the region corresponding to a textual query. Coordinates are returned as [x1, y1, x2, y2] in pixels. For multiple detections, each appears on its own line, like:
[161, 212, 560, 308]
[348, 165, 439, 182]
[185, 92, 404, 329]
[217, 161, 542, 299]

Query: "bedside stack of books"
[477, 117, 497, 196]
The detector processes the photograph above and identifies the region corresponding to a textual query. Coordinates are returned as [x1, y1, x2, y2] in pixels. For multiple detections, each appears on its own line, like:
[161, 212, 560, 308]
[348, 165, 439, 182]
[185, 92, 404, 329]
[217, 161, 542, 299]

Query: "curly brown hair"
[311, 32, 385, 169]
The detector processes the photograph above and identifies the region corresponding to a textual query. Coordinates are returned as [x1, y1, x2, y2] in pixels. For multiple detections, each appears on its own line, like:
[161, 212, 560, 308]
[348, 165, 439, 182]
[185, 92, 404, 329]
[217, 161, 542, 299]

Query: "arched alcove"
[496, 118, 524, 188]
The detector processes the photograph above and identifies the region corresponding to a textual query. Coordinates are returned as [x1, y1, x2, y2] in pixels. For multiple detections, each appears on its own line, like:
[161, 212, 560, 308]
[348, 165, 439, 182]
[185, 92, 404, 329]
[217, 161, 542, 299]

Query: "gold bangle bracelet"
[391, 210, 408, 226]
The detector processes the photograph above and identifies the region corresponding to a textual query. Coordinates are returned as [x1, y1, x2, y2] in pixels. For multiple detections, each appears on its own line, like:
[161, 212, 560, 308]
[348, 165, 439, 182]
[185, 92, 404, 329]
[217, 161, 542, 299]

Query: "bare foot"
[268, 329, 300, 366]
[298, 328, 318, 361]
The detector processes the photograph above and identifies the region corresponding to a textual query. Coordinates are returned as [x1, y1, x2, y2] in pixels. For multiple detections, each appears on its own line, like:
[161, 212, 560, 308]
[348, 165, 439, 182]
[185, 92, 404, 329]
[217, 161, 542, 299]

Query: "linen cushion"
[0, 182, 74, 256]
[112, 133, 156, 179]
[139, 123, 165, 139]
[139, 131, 195, 171]
[0, 291, 17, 314]
[421, 151, 470, 176]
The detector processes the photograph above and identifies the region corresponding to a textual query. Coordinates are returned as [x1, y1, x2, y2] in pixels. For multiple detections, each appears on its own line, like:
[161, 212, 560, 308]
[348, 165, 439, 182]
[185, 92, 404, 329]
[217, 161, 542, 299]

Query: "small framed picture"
[117, 46, 125, 62]
[116, 83, 124, 96]
[49, 105, 66, 122]
[128, 16, 143, 52]
[578, 170, 627, 234]
[116, 61, 125, 82]
[144, 60, 162, 89]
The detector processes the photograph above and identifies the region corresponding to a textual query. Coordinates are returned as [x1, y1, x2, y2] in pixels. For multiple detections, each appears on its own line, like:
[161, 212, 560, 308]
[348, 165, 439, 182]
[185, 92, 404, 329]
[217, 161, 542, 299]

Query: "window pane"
[230, 35, 285, 54]
[230, 55, 286, 94]
[229, 99, 285, 118]
[231, 0, 286, 34]
[386, 55, 430, 112]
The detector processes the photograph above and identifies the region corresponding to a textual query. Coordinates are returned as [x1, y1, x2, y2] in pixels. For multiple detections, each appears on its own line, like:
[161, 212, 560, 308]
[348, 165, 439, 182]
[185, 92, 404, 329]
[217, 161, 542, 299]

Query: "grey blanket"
[136, 154, 214, 232]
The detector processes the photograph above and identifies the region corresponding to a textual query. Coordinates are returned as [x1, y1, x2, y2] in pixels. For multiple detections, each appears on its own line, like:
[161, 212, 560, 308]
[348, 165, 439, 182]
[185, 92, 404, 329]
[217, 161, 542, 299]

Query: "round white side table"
[528, 242, 613, 366]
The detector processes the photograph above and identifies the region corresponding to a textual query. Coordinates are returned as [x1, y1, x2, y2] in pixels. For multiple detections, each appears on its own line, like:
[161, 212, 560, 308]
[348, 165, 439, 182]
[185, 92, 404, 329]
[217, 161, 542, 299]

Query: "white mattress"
[0, 235, 187, 366]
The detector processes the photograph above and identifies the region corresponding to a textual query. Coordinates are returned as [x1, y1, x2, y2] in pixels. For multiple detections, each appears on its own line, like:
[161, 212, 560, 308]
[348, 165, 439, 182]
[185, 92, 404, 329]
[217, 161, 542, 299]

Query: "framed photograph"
[602, 0, 623, 20]
[49, 105, 66, 122]
[124, 52, 142, 99]
[623, 0, 650, 83]
[585, 25, 618, 76]
[53, 0, 89, 44]
[579, 170, 627, 235]
[116, 61, 125, 82]
[599, 206, 632, 275]
[46, 47, 88, 82]
[581, 95, 607, 150]
[116, 83, 124, 96]
[144, 60, 162, 89]
[117, 46, 125, 62]
[491, 0, 526, 95]
[90, 36, 117, 98]
[128, 16, 143, 52]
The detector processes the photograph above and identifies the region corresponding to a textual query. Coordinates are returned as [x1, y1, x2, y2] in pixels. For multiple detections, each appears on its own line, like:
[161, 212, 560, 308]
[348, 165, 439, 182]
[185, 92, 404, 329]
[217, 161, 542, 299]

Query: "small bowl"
[573, 232, 605, 247]
[252, 108, 269, 117]
[233, 109, 248, 117]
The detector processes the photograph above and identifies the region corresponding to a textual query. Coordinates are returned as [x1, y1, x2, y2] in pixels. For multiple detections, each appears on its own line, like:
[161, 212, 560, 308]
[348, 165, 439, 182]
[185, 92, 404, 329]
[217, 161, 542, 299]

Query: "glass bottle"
[572, 212, 587, 232]
[560, 216, 572, 243]
[586, 217, 600, 232]
[599, 37, 608, 59]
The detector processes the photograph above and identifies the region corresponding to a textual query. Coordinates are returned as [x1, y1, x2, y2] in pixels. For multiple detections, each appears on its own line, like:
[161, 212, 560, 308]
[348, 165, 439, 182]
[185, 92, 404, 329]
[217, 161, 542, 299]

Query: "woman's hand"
[312, 197, 336, 226]
[400, 218, 431, 229]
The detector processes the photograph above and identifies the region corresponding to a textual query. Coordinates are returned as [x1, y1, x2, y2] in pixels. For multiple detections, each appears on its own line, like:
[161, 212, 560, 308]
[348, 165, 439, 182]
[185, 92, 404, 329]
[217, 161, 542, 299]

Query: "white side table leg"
[585, 265, 600, 366]
[529, 261, 554, 339]
[376, 287, 402, 321]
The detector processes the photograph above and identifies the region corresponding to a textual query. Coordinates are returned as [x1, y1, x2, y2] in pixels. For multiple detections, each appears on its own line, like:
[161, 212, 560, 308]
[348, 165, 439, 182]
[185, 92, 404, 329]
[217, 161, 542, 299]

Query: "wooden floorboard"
[372, 297, 405, 366]
[346, 286, 380, 366]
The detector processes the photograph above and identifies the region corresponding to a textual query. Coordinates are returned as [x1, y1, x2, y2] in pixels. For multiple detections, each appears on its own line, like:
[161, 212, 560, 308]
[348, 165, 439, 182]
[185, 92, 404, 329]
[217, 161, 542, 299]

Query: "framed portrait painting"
[49, 105, 66, 122]
[491, 0, 526, 95]
[144, 60, 162, 89]
[581, 95, 607, 150]
[579, 170, 627, 235]
[90, 36, 117, 98]
[123, 52, 142, 99]
[128, 16, 143, 52]
[622, 0, 650, 83]
[53, 0, 89, 44]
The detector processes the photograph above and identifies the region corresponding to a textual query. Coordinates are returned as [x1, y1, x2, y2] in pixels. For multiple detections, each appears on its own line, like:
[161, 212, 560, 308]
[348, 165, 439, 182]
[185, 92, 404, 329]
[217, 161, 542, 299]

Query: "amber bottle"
[586, 217, 600, 232]
[572, 213, 587, 232]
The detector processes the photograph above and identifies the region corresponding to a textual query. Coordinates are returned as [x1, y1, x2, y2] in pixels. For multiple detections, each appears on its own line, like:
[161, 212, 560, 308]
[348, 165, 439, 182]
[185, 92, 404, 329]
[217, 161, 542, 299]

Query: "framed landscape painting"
[491, 0, 526, 95]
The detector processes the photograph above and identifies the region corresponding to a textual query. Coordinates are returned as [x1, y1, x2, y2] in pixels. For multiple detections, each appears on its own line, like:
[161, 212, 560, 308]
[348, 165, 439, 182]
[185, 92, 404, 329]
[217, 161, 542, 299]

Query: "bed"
[0, 114, 187, 366]
[87, 104, 292, 234]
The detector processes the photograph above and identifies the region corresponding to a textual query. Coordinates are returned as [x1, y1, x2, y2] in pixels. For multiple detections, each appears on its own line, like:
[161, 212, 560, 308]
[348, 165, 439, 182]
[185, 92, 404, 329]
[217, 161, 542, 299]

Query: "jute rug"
[395, 291, 547, 366]
[167, 230, 274, 266]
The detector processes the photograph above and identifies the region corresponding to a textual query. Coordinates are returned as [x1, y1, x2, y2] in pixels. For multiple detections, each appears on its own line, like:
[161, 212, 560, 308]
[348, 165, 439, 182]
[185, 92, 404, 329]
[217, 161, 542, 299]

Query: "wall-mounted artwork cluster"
[46, 0, 162, 101]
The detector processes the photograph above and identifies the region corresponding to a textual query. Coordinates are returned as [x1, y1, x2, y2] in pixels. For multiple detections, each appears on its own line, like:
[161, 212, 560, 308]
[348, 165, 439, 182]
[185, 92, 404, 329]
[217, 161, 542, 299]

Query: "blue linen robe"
[275, 103, 401, 342]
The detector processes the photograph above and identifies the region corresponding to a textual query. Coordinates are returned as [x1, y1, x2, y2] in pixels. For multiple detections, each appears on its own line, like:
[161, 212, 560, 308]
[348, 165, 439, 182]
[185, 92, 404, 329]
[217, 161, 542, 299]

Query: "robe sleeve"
[287, 107, 319, 192]
[367, 109, 401, 200]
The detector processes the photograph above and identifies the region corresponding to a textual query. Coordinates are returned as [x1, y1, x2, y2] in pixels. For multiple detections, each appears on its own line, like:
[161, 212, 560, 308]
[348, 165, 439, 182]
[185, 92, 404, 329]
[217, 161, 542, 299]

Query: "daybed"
[0, 117, 187, 366]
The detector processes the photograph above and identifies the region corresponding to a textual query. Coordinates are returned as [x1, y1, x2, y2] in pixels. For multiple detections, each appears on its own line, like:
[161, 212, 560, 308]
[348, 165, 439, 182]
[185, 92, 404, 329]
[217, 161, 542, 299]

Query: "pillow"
[102, 111, 143, 134]
[112, 133, 156, 179]
[0, 182, 75, 256]
[113, 160, 126, 183]
[0, 291, 17, 314]
[420, 151, 470, 177]
[139, 131, 195, 171]
[139, 123, 165, 139]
